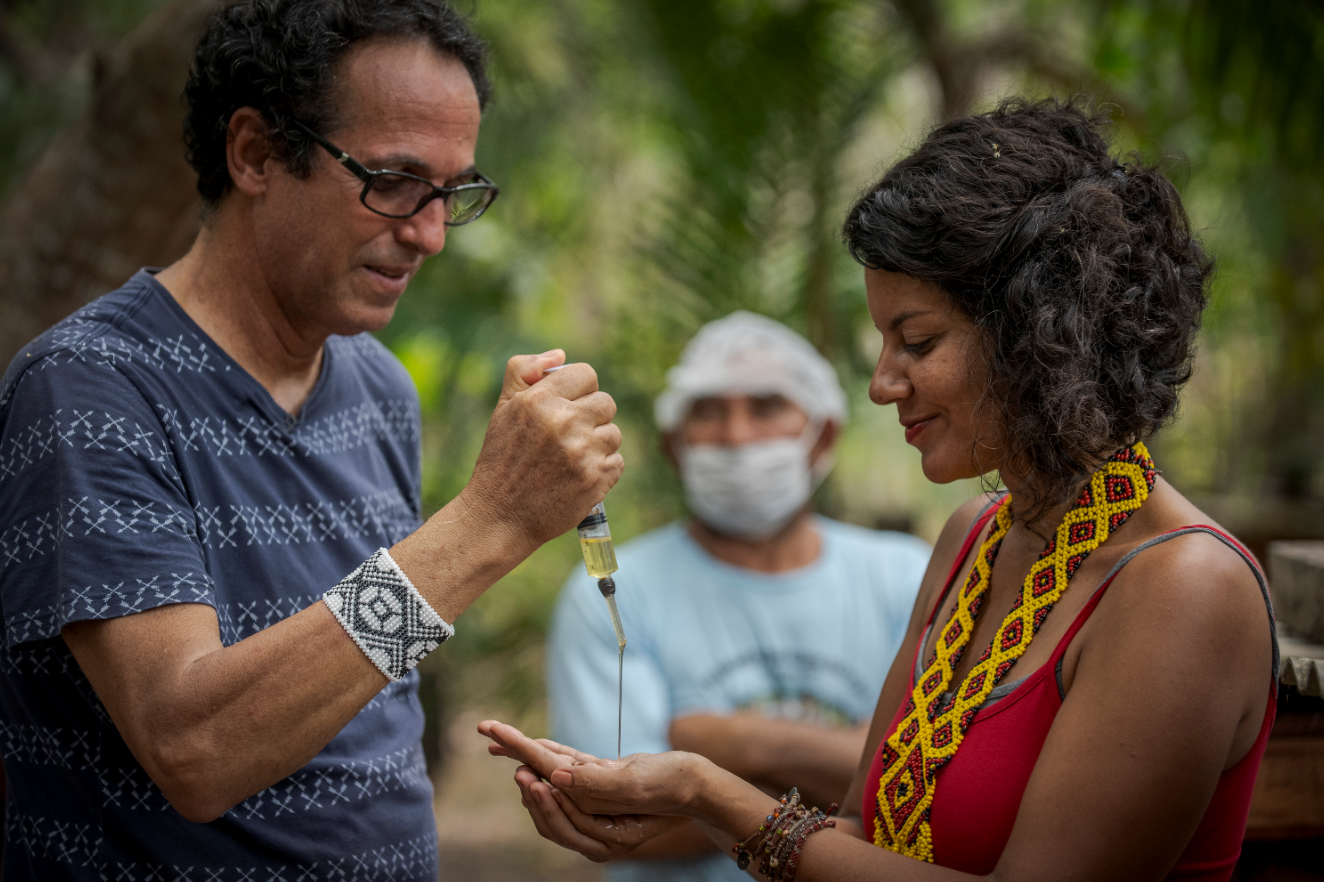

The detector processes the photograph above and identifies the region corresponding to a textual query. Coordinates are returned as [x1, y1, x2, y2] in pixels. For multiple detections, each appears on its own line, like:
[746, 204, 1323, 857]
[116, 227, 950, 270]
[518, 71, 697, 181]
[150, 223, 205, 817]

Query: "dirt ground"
[433, 711, 604, 882]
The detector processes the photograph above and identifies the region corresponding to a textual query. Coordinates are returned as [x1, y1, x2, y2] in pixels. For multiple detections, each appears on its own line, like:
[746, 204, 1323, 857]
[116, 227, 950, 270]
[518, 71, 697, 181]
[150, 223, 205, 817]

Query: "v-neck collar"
[140, 269, 335, 436]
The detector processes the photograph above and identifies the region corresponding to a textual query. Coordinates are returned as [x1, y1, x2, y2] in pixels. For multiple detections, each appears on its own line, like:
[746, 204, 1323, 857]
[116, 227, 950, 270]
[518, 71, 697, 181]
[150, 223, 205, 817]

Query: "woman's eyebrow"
[889, 309, 936, 331]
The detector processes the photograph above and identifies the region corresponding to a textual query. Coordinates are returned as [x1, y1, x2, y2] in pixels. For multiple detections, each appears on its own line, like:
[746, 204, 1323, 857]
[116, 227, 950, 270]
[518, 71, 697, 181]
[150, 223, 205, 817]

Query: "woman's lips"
[903, 417, 935, 445]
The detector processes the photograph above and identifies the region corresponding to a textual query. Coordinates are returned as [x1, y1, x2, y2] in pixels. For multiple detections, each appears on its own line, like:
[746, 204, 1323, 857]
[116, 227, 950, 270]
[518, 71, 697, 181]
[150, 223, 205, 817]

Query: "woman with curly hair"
[480, 98, 1278, 882]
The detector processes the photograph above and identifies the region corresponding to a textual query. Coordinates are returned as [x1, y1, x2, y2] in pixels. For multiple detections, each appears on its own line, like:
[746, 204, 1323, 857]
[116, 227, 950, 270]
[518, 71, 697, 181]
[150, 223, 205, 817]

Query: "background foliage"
[2, 0, 1322, 742]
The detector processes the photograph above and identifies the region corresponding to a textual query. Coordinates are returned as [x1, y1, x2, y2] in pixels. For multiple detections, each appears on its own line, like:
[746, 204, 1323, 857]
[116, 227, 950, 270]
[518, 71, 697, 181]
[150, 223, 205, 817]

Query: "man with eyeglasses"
[0, 1, 620, 879]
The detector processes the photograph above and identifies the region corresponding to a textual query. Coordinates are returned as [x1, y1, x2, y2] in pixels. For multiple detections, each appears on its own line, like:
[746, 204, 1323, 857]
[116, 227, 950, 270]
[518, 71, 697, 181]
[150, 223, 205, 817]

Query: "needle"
[601, 582, 626, 760]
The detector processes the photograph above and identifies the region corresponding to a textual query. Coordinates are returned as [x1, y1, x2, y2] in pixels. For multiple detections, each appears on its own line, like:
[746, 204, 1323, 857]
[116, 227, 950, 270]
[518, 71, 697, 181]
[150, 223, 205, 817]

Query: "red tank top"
[862, 501, 1278, 878]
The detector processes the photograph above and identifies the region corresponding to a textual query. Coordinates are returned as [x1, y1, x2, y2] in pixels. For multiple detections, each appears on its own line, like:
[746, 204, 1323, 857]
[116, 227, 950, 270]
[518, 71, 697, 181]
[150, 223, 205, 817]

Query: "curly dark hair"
[843, 97, 1213, 516]
[184, 0, 492, 207]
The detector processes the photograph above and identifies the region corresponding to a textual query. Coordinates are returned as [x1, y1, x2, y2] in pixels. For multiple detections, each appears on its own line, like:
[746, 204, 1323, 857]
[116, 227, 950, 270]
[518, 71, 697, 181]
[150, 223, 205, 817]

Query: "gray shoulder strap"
[1088, 526, 1279, 690]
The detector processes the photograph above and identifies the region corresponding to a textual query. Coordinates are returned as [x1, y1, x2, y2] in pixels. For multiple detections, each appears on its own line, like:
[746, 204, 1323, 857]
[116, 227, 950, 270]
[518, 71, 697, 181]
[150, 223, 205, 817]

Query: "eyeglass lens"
[363, 172, 493, 222]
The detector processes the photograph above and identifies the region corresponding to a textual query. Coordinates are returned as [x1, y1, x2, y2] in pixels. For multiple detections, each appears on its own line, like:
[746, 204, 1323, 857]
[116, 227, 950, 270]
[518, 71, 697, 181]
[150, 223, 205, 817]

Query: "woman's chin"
[918, 450, 982, 486]
[918, 458, 958, 485]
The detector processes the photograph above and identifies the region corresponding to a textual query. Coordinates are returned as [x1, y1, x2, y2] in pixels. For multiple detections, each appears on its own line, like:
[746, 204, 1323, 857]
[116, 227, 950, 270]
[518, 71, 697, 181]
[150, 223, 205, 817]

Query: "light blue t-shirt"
[548, 517, 930, 882]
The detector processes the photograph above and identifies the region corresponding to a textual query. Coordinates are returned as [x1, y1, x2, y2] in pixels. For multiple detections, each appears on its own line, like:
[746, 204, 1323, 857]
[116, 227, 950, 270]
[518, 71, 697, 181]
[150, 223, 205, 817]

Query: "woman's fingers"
[514, 768, 587, 847]
[479, 721, 576, 777]
[541, 751, 699, 817]
[480, 720, 610, 775]
[514, 765, 542, 784]
[533, 737, 603, 765]
[513, 763, 680, 859]
[482, 721, 707, 820]
[522, 779, 616, 862]
[524, 778, 681, 860]
[550, 787, 688, 846]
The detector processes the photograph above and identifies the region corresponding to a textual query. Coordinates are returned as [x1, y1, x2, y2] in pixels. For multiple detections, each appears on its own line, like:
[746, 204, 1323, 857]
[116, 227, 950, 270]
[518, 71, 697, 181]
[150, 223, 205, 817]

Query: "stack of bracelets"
[731, 788, 838, 881]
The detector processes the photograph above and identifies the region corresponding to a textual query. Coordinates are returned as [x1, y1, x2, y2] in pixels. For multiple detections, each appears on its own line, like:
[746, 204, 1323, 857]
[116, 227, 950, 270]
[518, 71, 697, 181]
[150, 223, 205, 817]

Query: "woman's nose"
[870, 352, 911, 406]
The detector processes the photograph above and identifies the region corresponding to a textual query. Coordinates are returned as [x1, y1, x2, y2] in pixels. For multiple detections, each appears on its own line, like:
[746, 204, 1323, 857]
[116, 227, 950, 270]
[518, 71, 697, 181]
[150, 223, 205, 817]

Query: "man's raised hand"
[464, 351, 624, 549]
[389, 350, 623, 623]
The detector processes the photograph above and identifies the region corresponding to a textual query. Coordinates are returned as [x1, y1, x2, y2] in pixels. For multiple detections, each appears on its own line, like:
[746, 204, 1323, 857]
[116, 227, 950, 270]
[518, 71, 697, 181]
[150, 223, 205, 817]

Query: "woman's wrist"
[684, 752, 779, 838]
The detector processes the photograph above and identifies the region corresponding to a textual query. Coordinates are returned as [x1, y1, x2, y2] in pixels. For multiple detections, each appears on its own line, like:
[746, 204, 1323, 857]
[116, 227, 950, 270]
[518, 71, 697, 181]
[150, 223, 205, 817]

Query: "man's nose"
[396, 198, 449, 257]
[721, 406, 766, 446]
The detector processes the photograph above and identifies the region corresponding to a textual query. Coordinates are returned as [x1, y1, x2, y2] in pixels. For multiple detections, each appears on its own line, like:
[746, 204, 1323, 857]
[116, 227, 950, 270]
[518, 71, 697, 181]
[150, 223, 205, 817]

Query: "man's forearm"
[391, 487, 540, 622]
[744, 720, 870, 806]
[670, 714, 870, 809]
[64, 599, 381, 822]
[62, 495, 531, 823]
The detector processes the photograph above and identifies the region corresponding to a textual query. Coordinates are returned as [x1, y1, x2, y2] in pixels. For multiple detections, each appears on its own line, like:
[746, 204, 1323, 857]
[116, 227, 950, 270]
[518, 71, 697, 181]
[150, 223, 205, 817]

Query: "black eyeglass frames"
[291, 119, 498, 224]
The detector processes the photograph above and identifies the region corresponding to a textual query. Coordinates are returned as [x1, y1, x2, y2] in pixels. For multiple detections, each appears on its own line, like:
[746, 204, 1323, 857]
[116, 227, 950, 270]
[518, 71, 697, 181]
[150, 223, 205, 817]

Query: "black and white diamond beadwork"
[323, 548, 453, 681]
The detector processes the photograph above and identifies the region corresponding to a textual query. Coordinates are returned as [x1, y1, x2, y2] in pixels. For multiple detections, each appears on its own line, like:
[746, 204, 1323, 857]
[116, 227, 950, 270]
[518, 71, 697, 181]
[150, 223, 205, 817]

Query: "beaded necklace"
[872, 443, 1158, 862]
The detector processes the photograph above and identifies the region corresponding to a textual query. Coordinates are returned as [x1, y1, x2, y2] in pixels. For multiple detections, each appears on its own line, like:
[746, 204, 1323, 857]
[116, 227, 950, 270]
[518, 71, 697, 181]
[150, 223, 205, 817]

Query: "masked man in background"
[547, 311, 930, 882]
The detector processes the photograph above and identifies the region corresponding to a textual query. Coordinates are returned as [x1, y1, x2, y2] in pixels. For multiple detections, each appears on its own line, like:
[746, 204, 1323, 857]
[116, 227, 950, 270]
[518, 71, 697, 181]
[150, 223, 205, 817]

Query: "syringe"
[575, 501, 626, 759]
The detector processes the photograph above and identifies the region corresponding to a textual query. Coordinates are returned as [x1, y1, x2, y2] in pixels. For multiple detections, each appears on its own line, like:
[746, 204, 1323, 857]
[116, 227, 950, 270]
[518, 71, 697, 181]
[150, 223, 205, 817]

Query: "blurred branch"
[0, 5, 43, 84]
[889, 0, 1084, 119]
[1181, 0, 1324, 169]
[0, 0, 219, 367]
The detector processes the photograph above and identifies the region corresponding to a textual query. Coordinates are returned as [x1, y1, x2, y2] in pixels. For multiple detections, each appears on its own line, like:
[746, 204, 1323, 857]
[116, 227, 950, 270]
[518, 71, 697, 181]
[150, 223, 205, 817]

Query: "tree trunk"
[0, 0, 220, 367]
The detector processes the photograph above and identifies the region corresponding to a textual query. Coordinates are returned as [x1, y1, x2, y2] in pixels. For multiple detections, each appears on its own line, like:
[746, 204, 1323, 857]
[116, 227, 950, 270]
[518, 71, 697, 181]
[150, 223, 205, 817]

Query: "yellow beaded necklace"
[872, 442, 1158, 861]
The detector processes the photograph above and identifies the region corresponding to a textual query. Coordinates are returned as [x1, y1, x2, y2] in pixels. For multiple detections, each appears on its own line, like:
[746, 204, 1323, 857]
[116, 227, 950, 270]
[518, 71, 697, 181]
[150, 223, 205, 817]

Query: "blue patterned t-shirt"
[0, 271, 436, 880]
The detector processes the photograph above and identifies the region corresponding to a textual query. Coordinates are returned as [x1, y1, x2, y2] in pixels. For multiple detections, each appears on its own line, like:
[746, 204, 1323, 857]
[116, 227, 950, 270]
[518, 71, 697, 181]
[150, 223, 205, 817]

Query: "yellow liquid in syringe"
[579, 536, 619, 580]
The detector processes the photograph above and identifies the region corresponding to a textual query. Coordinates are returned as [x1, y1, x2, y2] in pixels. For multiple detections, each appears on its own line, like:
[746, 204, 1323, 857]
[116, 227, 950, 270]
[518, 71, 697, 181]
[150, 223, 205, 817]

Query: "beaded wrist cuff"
[732, 788, 837, 882]
[323, 548, 453, 682]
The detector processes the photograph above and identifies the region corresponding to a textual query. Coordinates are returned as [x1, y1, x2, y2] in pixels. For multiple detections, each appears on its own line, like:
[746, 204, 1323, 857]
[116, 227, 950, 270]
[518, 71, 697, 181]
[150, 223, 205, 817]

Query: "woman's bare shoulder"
[1103, 480, 1264, 622]
[1117, 480, 1261, 592]
[1082, 482, 1272, 714]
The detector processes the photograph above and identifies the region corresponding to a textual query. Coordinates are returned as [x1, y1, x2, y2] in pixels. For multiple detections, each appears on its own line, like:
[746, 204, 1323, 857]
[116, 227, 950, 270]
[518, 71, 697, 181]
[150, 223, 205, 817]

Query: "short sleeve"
[0, 352, 214, 648]
[547, 567, 672, 758]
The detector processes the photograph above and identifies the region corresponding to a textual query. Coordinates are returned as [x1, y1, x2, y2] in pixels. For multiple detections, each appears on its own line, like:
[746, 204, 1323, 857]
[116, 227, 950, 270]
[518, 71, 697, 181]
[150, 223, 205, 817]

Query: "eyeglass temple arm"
[291, 119, 373, 182]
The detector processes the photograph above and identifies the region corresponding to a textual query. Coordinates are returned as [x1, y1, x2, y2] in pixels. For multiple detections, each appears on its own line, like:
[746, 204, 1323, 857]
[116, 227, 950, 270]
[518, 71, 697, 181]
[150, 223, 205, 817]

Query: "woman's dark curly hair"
[184, 0, 491, 207]
[843, 97, 1213, 516]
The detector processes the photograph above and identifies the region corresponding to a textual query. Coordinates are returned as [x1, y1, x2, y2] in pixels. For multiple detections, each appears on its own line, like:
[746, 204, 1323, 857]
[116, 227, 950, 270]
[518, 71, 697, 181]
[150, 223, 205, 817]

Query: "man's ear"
[225, 107, 277, 198]
[809, 419, 840, 467]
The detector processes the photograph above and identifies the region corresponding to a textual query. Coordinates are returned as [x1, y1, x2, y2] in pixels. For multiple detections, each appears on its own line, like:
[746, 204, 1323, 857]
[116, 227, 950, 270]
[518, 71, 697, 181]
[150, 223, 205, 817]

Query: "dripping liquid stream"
[604, 592, 626, 760]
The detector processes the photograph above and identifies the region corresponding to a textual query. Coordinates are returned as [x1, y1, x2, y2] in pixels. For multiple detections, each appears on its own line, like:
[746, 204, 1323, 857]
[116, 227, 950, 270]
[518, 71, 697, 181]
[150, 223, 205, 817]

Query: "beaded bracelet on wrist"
[732, 788, 838, 882]
[323, 548, 454, 682]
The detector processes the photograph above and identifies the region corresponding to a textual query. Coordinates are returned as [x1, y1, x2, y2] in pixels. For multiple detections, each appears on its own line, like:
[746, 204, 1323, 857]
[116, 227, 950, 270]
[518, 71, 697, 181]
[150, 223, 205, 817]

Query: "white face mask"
[677, 423, 832, 541]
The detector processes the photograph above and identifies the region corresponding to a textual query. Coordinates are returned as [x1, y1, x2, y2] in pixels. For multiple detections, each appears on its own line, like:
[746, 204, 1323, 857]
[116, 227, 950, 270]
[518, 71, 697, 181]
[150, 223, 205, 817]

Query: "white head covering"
[654, 311, 848, 432]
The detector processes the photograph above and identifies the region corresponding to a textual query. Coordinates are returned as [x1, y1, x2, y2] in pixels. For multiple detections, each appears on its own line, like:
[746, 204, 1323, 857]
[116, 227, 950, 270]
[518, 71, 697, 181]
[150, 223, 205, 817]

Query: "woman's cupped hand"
[478, 720, 699, 862]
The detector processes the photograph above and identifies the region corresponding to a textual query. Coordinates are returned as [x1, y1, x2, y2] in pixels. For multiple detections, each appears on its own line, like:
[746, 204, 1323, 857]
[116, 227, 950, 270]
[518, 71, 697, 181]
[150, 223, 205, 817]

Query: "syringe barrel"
[576, 502, 612, 541]
[576, 502, 618, 579]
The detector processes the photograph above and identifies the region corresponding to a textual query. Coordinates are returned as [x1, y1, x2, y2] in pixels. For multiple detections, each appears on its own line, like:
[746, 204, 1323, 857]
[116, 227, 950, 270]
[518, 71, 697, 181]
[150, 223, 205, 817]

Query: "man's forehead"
[688, 392, 799, 411]
[328, 37, 481, 144]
